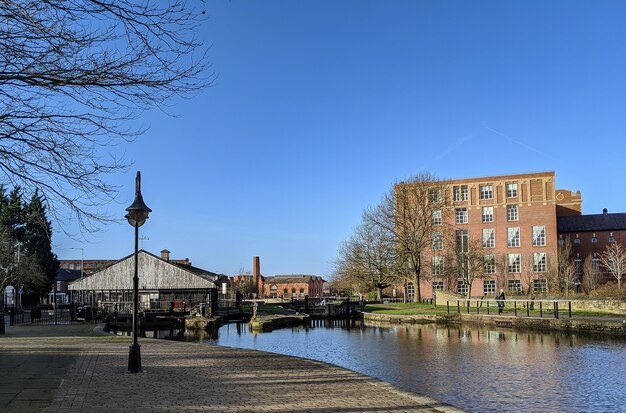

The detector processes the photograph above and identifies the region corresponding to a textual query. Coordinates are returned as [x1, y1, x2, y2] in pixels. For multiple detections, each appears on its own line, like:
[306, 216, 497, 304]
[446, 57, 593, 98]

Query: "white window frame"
[507, 205, 519, 221]
[480, 184, 493, 200]
[507, 227, 520, 247]
[432, 231, 443, 250]
[532, 225, 546, 246]
[484, 254, 496, 274]
[453, 185, 469, 202]
[482, 228, 495, 249]
[508, 253, 521, 273]
[457, 281, 468, 296]
[575, 258, 582, 276]
[482, 206, 494, 223]
[432, 256, 444, 276]
[429, 188, 442, 203]
[508, 279, 522, 293]
[432, 281, 445, 291]
[533, 252, 547, 272]
[483, 280, 496, 294]
[506, 182, 518, 198]
[533, 279, 547, 293]
[455, 208, 468, 224]
[432, 210, 442, 225]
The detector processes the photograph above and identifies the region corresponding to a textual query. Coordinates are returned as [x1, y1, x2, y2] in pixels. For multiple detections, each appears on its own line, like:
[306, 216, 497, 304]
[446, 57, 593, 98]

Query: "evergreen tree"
[23, 192, 59, 300]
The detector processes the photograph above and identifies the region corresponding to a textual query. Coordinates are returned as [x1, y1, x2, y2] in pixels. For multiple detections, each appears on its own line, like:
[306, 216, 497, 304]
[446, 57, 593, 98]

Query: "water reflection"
[194, 320, 626, 413]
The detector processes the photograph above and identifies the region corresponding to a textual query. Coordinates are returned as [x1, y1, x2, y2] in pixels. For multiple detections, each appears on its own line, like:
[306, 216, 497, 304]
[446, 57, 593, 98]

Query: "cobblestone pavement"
[0, 324, 464, 413]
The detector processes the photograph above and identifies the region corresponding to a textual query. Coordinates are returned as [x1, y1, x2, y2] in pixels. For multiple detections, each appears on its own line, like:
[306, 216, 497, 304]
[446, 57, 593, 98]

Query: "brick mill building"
[230, 256, 325, 299]
[404, 171, 590, 299]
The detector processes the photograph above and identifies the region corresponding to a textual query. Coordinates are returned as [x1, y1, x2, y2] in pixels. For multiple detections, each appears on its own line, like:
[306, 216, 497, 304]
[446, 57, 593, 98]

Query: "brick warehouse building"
[400, 171, 586, 299]
[557, 208, 626, 287]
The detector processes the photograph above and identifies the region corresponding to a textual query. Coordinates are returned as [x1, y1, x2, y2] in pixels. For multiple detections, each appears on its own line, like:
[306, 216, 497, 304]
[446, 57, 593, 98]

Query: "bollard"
[457, 300, 460, 314]
[514, 301, 517, 316]
[487, 300, 490, 315]
[527, 301, 530, 317]
[554, 301, 559, 319]
[477, 300, 480, 314]
[447, 301, 450, 314]
[568, 301, 572, 318]
[467, 300, 470, 314]
[540, 301, 543, 317]
[0, 312, 4, 334]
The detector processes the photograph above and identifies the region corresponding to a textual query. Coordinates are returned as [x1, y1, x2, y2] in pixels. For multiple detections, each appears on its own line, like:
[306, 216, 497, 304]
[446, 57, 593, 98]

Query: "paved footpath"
[0, 323, 464, 413]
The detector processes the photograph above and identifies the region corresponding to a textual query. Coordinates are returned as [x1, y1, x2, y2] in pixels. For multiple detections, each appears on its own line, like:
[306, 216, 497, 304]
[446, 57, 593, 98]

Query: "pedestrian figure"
[496, 289, 506, 314]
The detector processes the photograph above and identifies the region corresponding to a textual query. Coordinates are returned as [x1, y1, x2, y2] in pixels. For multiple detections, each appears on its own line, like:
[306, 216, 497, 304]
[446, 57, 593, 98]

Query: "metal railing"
[446, 299, 573, 319]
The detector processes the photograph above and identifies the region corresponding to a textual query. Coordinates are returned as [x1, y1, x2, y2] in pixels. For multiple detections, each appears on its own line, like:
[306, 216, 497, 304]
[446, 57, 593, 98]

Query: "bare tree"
[582, 254, 600, 293]
[0, 1, 211, 233]
[553, 237, 576, 295]
[444, 238, 485, 299]
[334, 218, 396, 301]
[599, 242, 626, 289]
[364, 173, 449, 302]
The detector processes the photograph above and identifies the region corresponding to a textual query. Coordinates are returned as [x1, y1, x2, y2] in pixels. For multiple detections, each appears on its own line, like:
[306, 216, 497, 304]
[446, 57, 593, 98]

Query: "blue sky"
[54, 0, 626, 277]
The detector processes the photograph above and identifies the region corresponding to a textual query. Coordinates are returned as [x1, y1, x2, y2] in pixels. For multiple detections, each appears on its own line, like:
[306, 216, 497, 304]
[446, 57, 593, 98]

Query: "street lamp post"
[125, 171, 152, 374]
[69, 248, 84, 279]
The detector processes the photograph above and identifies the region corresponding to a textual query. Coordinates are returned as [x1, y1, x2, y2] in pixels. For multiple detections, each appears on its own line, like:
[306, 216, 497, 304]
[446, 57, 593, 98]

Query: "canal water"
[181, 320, 626, 413]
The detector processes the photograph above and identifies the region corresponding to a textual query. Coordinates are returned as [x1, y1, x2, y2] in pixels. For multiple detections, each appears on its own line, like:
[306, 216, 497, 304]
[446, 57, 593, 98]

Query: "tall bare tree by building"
[365, 173, 449, 302]
[599, 242, 626, 289]
[0, 1, 210, 232]
[554, 238, 576, 295]
[582, 254, 601, 293]
[334, 218, 396, 301]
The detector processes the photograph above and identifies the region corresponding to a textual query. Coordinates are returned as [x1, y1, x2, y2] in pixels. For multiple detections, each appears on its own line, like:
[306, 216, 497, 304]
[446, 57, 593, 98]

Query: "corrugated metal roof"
[557, 212, 626, 233]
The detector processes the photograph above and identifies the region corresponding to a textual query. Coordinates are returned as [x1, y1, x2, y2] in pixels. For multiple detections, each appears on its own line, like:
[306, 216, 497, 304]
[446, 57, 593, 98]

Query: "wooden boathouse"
[68, 249, 219, 314]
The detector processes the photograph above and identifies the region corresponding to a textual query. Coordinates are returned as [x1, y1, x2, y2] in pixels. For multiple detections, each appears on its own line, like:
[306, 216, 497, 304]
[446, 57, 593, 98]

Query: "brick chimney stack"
[253, 256, 261, 297]
[161, 249, 170, 262]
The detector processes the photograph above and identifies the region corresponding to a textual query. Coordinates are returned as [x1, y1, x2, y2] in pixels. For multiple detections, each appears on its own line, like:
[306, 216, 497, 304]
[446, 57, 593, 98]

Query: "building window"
[575, 259, 582, 276]
[457, 281, 468, 296]
[484, 254, 496, 274]
[432, 210, 442, 225]
[432, 256, 444, 275]
[407, 282, 414, 301]
[482, 228, 495, 248]
[432, 231, 443, 250]
[533, 252, 547, 272]
[609, 237, 616, 243]
[574, 238, 581, 244]
[432, 281, 444, 291]
[506, 182, 518, 198]
[455, 208, 468, 224]
[508, 253, 521, 273]
[507, 227, 520, 247]
[300, 288, 305, 297]
[480, 184, 493, 200]
[592, 259, 600, 272]
[508, 279, 522, 293]
[283, 288, 288, 296]
[482, 206, 494, 223]
[483, 280, 496, 294]
[453, 185, 469, 202]
[292, 288, 296, 297]
[533, 279, 547, 293]
[591, 237, 597, 243]
[532, 226, 546, 246]
[507, 205, 519, 221]
[429, 188, 442, 203]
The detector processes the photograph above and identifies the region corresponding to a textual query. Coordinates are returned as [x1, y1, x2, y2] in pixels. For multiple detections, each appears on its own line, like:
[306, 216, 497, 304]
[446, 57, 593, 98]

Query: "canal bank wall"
[359, 311, 626, 336]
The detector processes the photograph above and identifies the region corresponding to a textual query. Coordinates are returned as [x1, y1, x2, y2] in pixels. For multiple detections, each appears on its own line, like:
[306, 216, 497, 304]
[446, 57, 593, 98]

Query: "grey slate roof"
[56, 268, 82, 282]
[557, 213, 626, 233]
[264, 275, 326, 284]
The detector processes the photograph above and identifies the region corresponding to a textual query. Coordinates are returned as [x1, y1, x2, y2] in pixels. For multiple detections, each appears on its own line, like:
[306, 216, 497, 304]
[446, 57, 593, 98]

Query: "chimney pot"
[603, 208, 608, 215]
[160, 249, 171, 262]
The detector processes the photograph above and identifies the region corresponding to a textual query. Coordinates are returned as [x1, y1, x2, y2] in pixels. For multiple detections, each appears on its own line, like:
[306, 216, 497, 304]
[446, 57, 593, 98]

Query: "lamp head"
[125, 171, 152, 227]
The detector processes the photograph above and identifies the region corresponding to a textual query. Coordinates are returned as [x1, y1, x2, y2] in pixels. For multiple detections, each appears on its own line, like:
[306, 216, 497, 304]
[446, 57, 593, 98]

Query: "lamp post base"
[128, 343, 142, 373]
